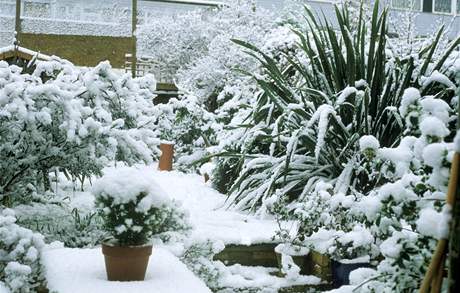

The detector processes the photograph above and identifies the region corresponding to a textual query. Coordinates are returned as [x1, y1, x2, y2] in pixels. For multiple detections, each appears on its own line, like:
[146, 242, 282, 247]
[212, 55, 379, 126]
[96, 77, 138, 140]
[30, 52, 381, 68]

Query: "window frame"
[389, 0, 423, 12]
[432, 0, 458, 15]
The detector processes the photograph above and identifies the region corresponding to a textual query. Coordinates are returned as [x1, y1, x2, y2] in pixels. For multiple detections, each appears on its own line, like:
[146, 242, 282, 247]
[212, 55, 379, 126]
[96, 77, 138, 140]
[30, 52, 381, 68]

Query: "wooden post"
[15, 0, 21, 43]
[158, 143, 174, 171]
[448, 90, 460, 293]
[131, 0, 137, 78]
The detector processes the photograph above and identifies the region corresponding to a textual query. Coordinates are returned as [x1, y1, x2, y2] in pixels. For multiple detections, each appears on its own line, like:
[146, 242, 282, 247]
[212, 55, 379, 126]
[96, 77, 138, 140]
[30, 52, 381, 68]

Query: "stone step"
[213, 243, 278, 267]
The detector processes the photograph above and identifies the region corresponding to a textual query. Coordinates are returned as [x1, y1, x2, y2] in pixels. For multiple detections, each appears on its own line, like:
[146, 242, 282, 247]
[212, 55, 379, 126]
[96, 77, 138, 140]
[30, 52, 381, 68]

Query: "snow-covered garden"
[1, 0, 460, 292]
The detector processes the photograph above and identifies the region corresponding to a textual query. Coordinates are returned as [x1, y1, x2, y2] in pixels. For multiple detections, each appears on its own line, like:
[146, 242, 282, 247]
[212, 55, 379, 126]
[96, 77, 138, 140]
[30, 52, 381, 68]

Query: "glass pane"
[434, 0, 452, 13]
[457, 0, 460, 14]
[391, 0, 421, 10]
[23, 2, 51, 18]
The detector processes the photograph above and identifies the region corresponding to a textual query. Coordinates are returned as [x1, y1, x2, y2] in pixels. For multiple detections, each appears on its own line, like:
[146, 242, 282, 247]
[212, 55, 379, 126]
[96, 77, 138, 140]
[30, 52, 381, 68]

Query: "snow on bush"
[196, 1, 460, 291]
[0, 209, 45, 292]
[0, 59, 161, 204]
[14, 202, 105, 248]
[94, 166, 189, 246]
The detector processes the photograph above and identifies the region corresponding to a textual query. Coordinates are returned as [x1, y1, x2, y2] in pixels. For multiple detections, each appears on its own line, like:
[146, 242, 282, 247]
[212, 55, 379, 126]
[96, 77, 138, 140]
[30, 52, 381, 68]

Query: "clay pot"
[158, 143, 174, 171]
[102, 243, 152, 281]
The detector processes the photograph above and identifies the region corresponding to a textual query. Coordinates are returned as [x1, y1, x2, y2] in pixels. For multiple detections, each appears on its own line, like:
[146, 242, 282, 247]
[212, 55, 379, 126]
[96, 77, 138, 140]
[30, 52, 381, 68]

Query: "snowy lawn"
[43, 246, 211, 293]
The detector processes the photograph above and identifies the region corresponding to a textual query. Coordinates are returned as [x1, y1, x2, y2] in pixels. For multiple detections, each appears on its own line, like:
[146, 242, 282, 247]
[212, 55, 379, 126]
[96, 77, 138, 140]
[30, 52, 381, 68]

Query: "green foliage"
[96, 191, 184, 246]
[216, 0, 459, 211]
[15, 202, 105, 248]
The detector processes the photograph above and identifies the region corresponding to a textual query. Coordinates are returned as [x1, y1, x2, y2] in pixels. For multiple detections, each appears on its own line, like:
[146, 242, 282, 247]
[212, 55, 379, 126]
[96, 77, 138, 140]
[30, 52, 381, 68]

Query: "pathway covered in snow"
[151, 166, 282, 245]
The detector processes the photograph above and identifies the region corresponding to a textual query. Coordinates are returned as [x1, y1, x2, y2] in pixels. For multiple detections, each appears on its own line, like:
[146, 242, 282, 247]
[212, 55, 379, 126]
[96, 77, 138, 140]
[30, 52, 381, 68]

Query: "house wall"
[303, 0, 459, 39]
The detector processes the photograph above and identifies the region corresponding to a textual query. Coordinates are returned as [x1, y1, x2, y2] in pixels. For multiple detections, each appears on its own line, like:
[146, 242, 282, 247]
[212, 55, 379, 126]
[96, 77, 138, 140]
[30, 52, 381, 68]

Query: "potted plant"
[326, 226, 377, 288]
[93, 167, 170, 281]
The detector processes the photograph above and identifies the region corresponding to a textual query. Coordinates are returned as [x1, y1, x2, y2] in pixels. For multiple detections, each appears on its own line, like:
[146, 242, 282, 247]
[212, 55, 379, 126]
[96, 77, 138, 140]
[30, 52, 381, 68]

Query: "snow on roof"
[0, 45, 52, 61]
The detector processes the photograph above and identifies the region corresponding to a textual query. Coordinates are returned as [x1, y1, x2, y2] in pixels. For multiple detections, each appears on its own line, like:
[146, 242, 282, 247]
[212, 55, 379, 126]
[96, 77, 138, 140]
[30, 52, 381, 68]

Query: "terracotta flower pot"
[158, 143, 174, 171]
[102, 243, 152, 281]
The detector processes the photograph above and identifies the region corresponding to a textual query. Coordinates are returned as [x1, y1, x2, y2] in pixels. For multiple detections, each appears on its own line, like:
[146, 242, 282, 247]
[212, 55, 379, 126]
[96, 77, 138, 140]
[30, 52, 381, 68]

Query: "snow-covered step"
[42, 247, 211, 293]
[214, 243, 278, 267]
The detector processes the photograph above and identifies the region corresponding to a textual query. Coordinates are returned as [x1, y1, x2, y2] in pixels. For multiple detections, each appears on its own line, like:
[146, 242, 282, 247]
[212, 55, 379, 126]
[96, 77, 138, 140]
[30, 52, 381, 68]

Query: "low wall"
[19, 33, 133, 68]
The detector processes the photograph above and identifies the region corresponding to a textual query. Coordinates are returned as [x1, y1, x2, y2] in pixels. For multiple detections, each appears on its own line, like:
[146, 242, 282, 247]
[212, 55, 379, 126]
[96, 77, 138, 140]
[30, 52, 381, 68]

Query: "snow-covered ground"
[43, 246, 211, 293]
[57, 164, 320, 292]
[152, 168, 283, 245]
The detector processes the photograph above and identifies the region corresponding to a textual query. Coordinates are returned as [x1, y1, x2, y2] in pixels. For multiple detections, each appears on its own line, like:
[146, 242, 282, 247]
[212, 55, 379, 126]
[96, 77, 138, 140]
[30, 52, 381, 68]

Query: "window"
[433, 0, 452, 14]
[391, 0, 422, 10]
[457, 0, 460, 13]
[23, 1, 51, 18]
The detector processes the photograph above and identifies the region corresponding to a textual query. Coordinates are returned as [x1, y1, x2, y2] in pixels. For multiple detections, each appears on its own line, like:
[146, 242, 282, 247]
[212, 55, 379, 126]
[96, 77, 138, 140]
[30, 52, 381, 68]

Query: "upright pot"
[331, 260, 372, 288]
[102, 243, 152, 281]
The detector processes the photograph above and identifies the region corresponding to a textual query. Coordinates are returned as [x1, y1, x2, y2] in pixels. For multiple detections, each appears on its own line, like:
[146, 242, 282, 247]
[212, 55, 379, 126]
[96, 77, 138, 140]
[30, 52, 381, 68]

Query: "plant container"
[102, 243, 152, 281]
[331, 260, 372, 288]
[158, 143, 174, 171]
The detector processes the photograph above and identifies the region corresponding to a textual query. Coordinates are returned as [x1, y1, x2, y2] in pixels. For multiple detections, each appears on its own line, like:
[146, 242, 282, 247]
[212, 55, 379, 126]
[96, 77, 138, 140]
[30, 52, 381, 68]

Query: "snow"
[421, 70, 456, 89]
[359, 135, 380, 151]
[420, 116, 450, 139]
[92, 166, 170, 207]
[422, 143, 449, 168]
[150, 168, 283, 245]
[216, 263, 321, 290]
[416, 206, 451, 239]
[337, 225, 373, 250]
[0, 45, 52, 60]
[399, 87, 421, 116]
[0, 283, 9, 293]
[275, 243, 309, 256]
[336, 86, 357, 105]
[43, 246, 211, 293]
[420, 97, 451, 123]
[349, 267, 377, 285]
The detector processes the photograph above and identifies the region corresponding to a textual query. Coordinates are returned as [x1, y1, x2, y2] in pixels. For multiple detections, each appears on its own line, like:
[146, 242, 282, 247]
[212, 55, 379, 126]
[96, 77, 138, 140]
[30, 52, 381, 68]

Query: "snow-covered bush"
[0, 209, 45, 292]
[94, 167, 189, 246]
[346, 86, 456, 291]
[181, 240, 224, 289]
[14, 202, 104, 248]
[138, 1, 276, 104]
[214, 1, 459, 212]
[0, 59, 160, 204]
[154, 97, 220, 170]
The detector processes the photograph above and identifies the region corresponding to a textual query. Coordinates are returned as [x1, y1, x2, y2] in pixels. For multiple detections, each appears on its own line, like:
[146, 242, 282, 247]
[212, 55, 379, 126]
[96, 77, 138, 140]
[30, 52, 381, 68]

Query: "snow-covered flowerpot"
[93, 167, 170, 281]
[331, 258, 372, 288]
[275, 243, 311, 275]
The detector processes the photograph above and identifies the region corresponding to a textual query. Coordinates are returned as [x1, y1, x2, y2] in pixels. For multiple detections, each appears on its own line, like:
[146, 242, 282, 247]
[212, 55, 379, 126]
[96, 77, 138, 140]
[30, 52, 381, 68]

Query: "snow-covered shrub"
[347, 86, 456, 291]
[0, 209, 45, 292]
[214, 1, 460, 212]
[138, 0, 276, 105]
[14, 202, 104, 248]
[154, 97, 220, 170]
[0, 59, 161, 204]
[94, 167, 189, 246]
[181, 240, 224, 289]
